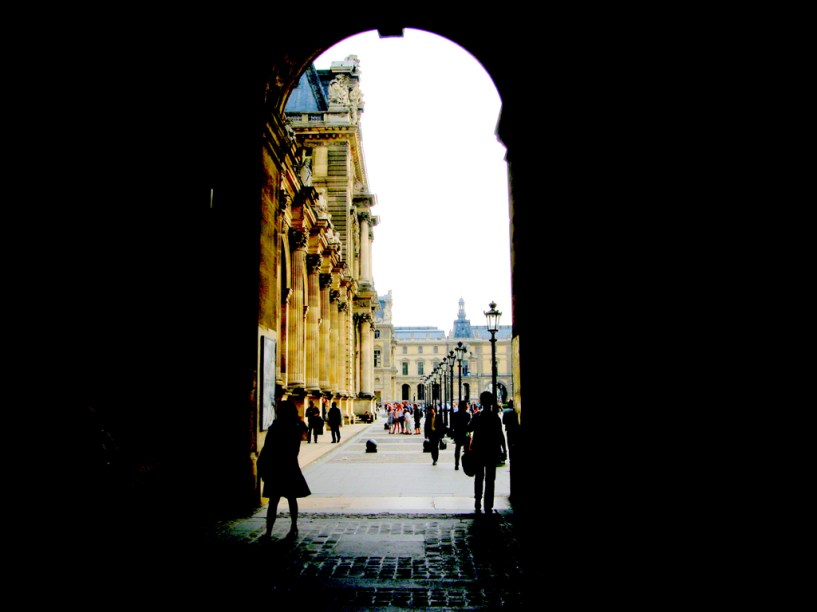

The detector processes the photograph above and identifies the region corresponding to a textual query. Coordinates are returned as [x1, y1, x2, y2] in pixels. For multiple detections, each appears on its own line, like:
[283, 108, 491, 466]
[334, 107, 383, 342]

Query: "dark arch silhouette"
[48, 10, 730, 600]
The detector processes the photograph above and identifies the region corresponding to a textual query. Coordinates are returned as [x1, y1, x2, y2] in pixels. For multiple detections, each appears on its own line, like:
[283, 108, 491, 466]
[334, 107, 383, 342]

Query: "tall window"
[418, 361, 424, 375]
[418, 345, 423, 354]
[402, 362, 408, 375]
[433, 346, 438, 354]
[402, 346, 407, 354]
[374, 329, 380, 338]
[462, 360, 469, 376]
[374, 350, 381, 368]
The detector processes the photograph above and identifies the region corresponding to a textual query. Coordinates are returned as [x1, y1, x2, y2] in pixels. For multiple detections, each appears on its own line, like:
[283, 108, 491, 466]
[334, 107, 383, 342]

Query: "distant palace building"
[373, 293, 513, 406]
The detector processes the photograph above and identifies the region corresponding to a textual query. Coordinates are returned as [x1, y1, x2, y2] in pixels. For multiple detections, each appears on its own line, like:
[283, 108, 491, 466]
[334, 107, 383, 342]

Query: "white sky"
[315, 29, 512, 333]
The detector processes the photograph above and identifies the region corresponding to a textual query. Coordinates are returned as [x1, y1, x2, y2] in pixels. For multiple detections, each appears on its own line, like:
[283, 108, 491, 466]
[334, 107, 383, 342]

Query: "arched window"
[374, 329, 380, 338]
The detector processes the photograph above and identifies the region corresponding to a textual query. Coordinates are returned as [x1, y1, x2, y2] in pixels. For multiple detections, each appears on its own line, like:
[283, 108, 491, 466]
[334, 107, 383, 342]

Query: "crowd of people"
[382, 395, 511, 512]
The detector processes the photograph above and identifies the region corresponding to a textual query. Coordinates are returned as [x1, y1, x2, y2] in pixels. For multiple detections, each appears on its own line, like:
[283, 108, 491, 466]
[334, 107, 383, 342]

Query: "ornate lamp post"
[484, 301, 502, 403]
[432, 365, 440, 412]
[448, 350, 456, 425]
[455, 341, 467, 403]
[441, 357, 449, 427]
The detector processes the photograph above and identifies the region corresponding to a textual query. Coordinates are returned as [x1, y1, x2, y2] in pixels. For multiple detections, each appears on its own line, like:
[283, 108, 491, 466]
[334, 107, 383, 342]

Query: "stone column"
[352, 313, 360, 398]
[360, 313, 374, 396]
[305, 253, 322, 392]
[319, 273, 332, 391]
[278, 287, 291, 388]
[345, 305, 356, 421]
[338, 300, 349, 397]
[329, 289, 340, 394]
[358, 212, 371, 284]
[287, 228, 308, 388]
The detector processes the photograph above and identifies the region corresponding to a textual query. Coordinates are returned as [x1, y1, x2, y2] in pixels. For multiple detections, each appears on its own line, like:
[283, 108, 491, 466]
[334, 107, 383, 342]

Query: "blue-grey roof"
[394, 327, 447, 340]
[469, 325, 513, 340]
[392, 325, 511, 341]
[284, 65, 329, 113]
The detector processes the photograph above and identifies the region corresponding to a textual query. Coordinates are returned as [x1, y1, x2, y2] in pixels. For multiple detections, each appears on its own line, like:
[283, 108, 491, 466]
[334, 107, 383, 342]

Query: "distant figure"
[451, 400, 472, 471]
[327, 401, 342, 443]
[257, 399, 311, 542]
[424, 405, 445, 466]
[502, 399, 519, 462]
[469, 391, 507, 515]
[305, 400, 322, 443]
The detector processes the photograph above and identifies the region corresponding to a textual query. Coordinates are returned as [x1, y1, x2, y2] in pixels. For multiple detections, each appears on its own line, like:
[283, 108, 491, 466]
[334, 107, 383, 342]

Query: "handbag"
[461, 444, 476, 477]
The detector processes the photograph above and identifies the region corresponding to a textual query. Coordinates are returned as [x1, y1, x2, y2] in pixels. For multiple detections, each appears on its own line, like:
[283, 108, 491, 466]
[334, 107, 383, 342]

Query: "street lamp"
[484, 301, 502, 403]
[448, 350, 456, 426]
[455, 341, 467, 403]
[441, 357, 449, 427]
[431, 364, 440, 406]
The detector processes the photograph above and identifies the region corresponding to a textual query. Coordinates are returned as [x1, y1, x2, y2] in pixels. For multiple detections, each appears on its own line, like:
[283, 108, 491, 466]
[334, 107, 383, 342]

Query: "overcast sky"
[315, 29, 512, 333]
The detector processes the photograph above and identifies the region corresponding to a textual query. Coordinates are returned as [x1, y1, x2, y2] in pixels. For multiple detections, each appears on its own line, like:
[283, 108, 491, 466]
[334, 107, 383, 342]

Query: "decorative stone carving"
[328, 74, 350, 105]
[329, 289, 340, 303]
[349, 82, 364, 110]
[319, 273, 332, 289]
[289, 228, 308, 251]
[306, 253, 322, 273]
[296, 147, 312, 186]
[338, 301, 349, 313]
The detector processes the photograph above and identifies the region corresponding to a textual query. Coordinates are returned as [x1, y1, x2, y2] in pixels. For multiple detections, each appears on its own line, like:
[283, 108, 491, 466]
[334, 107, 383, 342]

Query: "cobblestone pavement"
[199, 510, 530, 610]
[60, 419, 533, 610]
[184, 420, 531, 609]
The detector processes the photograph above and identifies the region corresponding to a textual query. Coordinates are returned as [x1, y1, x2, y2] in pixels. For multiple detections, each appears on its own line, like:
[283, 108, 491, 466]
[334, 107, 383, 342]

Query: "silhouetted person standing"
[257, 399, 311, 542]
[327, 401, 342, 443]
[305, 400, 322, 443]
[451, 400, 472, 471]
[424, 405, 444, 465]
[469, 391, 507, 514]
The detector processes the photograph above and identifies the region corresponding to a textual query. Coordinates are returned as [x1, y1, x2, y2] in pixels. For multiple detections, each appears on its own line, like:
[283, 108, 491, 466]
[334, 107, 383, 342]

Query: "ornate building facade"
[374, 296, 514, 407]
[258, 54, 378, 436]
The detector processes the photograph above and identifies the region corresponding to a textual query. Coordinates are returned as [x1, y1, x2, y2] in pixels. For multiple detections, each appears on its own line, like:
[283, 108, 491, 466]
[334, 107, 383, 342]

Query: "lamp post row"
[418, 301, 499, 411]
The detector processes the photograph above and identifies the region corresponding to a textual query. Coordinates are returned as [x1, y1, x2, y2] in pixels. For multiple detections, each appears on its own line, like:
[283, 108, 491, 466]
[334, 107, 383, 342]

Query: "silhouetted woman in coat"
[257, 399, 311, 542]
